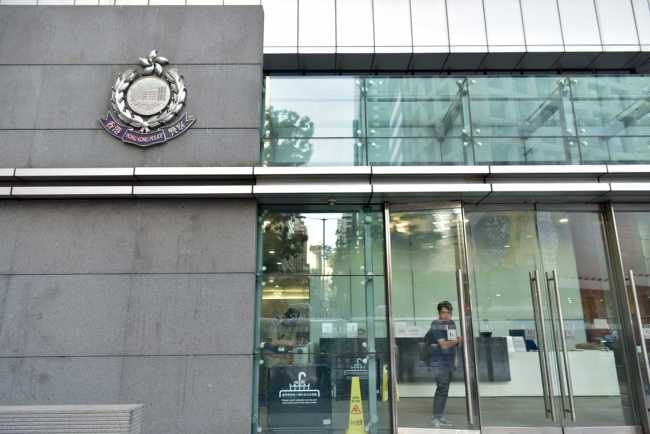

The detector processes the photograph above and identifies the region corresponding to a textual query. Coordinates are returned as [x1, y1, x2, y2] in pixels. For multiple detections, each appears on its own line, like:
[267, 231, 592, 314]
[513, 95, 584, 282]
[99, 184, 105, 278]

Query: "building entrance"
[385, 203, 645, 434]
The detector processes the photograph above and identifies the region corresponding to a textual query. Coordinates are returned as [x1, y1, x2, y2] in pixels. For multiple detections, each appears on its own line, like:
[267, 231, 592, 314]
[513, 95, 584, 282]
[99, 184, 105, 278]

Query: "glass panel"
[469, 76, 578, 164]
[466, 209, 562, 429]
[537, 210, 637, 427]
[263, 77, 365, 166]
[614, 210, 650, 419]
[366, 77, 473, 165]
[259, 212, 384, 276]
[474, 138, 572, 165]
[262, 75, 650, 166]
[263, 138, 366, 166]
[254, 208, 390, 434]
[389, 207, 471, 430]
[369, 138, 471, 166]
[571, 76, 650, 163]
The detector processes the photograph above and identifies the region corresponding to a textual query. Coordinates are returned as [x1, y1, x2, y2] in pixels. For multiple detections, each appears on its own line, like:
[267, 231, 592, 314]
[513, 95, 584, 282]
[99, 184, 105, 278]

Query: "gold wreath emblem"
[110, 49, 187, 132]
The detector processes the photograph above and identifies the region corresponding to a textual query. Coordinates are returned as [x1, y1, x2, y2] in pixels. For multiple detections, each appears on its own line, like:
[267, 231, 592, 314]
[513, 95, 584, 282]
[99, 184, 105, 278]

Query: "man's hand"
[456, 335, 463, 344]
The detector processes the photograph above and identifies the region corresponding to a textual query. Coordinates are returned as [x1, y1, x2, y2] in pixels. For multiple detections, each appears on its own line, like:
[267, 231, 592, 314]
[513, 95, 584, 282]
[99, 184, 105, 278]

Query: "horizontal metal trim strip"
[14, 168, 134, 179]
[134, 166, 253, 177]
[254, 166, 371, 176]
[0, 183, 649, 197]
[491, 183, 610, 192]
[0, 168, 15, 179]
[610, 182, 650, 191]
[490, 165, 607, 175]
[264, 47, 650, 55]
[133, 185, 252, 196]
[607, 164, 650, 174]
[253, 184, 371, 194]
[11, 186, 133, 197]
[1, 165, 648, 181]
[373, 183, 491, 193]
[372, 165, 489, 175]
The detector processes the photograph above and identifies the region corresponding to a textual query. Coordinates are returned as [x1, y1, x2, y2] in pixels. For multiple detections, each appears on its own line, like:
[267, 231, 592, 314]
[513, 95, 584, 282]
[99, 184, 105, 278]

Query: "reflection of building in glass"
[264, 76, 650, 166]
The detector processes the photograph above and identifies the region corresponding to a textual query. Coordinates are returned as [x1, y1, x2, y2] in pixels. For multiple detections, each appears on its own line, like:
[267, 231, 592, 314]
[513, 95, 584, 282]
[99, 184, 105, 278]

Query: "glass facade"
[253, 207, 391, 434]
[254, 204, 650, 433]
[262, 75, 650, 166]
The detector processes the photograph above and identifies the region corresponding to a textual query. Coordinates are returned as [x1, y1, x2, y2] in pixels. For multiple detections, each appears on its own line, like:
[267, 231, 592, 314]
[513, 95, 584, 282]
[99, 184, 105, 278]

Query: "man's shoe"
[438, 416, 453, 427]
[431, 417, 442, 427]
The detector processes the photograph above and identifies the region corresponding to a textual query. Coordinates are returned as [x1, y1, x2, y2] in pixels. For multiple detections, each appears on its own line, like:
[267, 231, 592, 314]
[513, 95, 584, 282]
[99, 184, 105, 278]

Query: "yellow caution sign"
[346, 376, 367, 434]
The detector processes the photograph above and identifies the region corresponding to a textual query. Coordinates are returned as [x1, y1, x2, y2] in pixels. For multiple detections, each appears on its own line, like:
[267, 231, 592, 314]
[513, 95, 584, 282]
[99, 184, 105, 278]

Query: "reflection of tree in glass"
[329, 214, 361, 277]
[389, 216, 444, 256]
[326, 213, 385, 320]
[262, 213, 309, 274]
[263, 106, 315, 165]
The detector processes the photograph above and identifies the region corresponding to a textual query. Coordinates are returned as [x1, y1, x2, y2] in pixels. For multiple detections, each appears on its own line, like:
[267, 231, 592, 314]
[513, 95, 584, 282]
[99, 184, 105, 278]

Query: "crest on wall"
[99, 50, 196, 147]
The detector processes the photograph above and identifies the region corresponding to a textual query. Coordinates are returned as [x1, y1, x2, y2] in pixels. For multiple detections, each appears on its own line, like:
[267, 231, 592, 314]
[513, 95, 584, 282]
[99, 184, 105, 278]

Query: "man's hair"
[437, 300, 453, 313]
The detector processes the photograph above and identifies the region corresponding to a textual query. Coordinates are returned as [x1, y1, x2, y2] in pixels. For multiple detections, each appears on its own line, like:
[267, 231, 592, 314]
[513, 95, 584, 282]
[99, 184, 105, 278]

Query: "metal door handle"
[547, 269, 576, 422]
[628, 270, 650, 387]
[530, 270, 556, 421]
[456, 269, 474, 426]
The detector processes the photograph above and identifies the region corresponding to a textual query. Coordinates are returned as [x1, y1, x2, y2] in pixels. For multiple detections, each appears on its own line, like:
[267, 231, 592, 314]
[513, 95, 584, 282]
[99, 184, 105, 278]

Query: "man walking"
[428, 300, 462, 427]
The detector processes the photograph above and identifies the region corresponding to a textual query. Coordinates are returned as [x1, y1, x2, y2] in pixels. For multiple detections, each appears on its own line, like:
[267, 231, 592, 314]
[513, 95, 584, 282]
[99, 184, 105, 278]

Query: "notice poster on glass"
[267, 365, 332, 429]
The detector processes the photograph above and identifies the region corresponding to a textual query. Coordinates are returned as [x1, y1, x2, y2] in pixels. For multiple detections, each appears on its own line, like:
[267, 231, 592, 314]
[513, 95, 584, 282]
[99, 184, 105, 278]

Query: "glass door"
[609, 205, 650, 433]
[384, 203, 479, 433]
[536, 208, 639, 433]
[465, 206, 641, 434]
[465, 207, 562, 434]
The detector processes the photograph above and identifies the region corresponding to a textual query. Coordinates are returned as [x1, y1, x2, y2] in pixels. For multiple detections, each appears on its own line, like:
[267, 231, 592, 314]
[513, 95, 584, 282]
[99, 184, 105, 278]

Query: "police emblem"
[99, 49, 196, 147]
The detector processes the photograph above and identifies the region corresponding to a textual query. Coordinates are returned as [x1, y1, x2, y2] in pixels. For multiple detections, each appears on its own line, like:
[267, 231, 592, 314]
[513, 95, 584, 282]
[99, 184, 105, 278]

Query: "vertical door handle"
[530, 270, 556, 421]
[547, 269, 576, 422]
[456, 269, 474, 426]
[628, 270, 650, 388]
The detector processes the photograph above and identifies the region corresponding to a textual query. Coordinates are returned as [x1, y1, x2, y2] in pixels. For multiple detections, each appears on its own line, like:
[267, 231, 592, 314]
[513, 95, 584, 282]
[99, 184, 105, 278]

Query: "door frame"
[382, 201, 650, 434]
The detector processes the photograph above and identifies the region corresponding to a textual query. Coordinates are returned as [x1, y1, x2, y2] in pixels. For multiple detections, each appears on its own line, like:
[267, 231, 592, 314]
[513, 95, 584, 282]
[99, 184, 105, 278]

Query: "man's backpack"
[421, 327, 434, 361]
